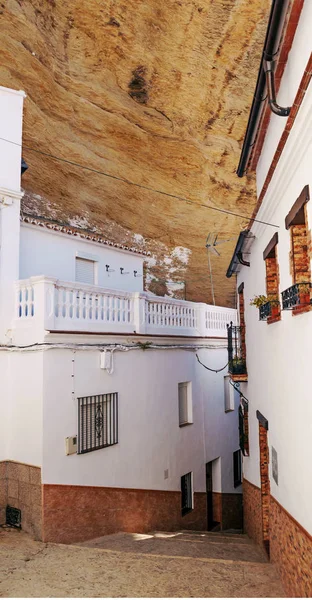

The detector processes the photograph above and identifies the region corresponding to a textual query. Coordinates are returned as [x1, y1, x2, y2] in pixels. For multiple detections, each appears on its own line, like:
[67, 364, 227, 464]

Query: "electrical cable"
[195, 353, 228, 373]
[0, 342, 228, 352]
[0, 136, 279, 228]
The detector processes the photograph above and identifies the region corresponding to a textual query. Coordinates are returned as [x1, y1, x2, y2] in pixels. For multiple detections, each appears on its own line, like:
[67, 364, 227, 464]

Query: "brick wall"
[265, 250, 281, 324]
[0, 461, 42, 539]
[42, 484, 207, 544]
[259, 423, 270, 552]
[290, 222, 311, 315]
[270, 496, 312, 597]
[242, 479, 263, 546]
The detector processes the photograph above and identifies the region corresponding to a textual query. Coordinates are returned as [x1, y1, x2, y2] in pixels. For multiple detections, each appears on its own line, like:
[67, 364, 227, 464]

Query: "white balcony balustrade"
[14, 276, 237, 343]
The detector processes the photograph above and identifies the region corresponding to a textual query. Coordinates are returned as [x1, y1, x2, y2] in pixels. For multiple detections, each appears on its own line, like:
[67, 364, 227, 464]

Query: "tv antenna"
[205, 232, 238, 306]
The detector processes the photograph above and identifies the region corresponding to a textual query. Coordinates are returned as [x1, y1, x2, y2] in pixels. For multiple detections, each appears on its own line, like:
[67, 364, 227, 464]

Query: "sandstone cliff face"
[2, 0, 270, 305]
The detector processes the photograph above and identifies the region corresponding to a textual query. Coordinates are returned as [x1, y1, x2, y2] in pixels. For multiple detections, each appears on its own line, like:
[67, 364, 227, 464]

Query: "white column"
[0, 87, 26, 343]
[133, 292, 147, 334]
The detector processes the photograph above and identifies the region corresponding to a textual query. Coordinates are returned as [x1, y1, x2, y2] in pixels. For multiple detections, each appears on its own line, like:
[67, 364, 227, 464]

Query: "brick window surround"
[263, 232, 281, 324]
[285, 185, 311, 315]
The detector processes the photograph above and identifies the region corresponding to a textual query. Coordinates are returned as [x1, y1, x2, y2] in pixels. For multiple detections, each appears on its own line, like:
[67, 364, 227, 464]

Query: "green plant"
[249, 294, 268, 308]
[250, 294, 279, 308]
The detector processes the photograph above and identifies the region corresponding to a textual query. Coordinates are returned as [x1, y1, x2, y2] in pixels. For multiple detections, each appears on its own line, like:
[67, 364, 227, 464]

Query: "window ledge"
[292, 305, 311, 316]
[179, 422, 193, 428]
[267, 315, 281, 325]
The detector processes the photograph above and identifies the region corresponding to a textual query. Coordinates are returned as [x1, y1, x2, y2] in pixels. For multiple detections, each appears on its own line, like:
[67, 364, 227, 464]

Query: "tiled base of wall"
[0, 461, 42, 539]
[242, 478, 263, 546]
[42, 484, 207, 544]
[243, 478, 312, 597]
[270, 496, 312, 598]
[212, 492, 243, 530]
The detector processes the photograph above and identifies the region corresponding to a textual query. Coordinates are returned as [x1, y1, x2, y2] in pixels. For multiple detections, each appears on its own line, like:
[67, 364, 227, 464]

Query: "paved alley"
[0, 528, 284, 597]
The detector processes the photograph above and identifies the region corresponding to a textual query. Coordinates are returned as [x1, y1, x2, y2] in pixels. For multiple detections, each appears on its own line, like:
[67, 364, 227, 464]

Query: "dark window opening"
[233, 450, 242, 488]
[78, 393, 118, 454]
[181, 472, 193, 516]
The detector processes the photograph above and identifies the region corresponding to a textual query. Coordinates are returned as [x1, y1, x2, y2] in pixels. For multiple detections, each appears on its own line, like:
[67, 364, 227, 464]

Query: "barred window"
[78, 393, 118, 454]
[181, 472, 193, 516]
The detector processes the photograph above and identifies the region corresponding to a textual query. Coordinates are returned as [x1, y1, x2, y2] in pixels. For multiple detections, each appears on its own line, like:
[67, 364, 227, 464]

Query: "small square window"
[178, 382, 193, 426]
[224, 376, 235, 412]
[181, 472, 193, 516]
[75, 257, 95, 285]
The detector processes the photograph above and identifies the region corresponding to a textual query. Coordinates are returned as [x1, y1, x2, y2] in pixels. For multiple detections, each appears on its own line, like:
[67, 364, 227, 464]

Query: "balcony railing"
[259, 300, 280, 321]
[281, 282, 312, 310]
[14, 276, 237, 343]
[227, 322, 247, 382]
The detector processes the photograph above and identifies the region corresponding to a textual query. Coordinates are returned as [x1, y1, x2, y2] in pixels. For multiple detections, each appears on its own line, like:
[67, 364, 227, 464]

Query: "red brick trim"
[271, 495, 312, 542]
[248, 52, 312, 230]
[42, 484, 207, 544]
[250, 0, 305, 172]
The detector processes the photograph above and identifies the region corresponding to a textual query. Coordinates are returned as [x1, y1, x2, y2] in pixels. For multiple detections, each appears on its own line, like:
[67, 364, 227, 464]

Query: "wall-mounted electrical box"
[65, 436, 77, 455]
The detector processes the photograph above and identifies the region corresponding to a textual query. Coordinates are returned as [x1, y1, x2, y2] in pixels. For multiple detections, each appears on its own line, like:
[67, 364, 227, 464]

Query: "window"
[178, 382, 193, 426]
[75, 257, 95, 285]
[78, 393, 118, 454]
[181, 472, 193, 516]
[239, 400, 249, 457]
[262, 232, 281, 323]
[282, 185, 311, 313]
[224, 376, 234, 412]
[233, 449, 242, 488]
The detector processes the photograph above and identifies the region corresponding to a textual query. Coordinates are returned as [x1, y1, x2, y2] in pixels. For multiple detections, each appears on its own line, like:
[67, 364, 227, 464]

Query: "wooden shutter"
[75, 257, 95, 285]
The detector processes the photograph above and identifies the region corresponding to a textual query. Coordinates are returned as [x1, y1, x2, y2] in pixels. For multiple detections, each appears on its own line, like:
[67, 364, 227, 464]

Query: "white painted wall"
[256, 1, 312, 194]
[19, 224, 145, 293]
[36, 338, 241, 496]
[0, 351, 43, 467]
[236, 62, 312, 535]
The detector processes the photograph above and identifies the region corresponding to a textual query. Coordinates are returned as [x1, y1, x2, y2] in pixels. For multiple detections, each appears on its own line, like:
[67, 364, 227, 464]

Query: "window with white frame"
[178, 382, 193, 426]
[75, 257, 95, 285]
[181, 472, 193, 516]
[224, 375, 235, 412]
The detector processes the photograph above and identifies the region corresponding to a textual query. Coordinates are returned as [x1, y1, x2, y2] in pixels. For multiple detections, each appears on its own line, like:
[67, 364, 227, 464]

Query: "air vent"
[6, 505, 21, 528]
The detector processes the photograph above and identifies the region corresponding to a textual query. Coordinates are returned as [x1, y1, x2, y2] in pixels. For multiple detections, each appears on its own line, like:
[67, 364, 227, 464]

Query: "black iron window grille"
[181, 472, 193, 516]
[281, 282, 312, 310]
[78, 393, 118, 454]
[6, 505, 21, 528]
[259, 299, 280, 321]
[233, 450, 242, 488]
[227, 322, 247, 377]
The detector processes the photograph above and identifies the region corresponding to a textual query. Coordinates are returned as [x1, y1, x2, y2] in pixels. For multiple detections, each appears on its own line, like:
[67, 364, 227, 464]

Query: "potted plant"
[230, 355, 247, 375]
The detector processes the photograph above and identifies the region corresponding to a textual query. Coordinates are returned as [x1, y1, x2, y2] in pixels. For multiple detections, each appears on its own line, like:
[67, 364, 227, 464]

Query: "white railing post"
[197, 304, 207, 336]
[133, 292, 147, 334]
[31, 276, 57, 337]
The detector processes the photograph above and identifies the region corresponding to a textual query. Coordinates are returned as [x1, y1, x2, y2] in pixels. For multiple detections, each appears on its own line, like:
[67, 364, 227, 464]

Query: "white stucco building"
[227, 0, 312, 596]
[0, 85, 242, 544]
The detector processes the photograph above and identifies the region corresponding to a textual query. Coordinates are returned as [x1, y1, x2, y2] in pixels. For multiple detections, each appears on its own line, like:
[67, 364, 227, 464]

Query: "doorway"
[206, 459, 221, 531]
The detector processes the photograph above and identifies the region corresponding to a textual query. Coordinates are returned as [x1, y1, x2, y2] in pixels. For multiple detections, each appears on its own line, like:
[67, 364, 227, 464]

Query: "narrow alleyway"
[0, 528, 284, 597]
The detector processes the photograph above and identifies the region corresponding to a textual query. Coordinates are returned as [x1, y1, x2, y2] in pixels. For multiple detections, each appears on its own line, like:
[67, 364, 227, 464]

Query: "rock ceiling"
[2, 0, 271, 306]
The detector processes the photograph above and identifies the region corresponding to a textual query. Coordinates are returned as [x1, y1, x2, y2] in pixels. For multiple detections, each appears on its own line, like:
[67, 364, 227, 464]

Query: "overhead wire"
[0, 136, 279, 228]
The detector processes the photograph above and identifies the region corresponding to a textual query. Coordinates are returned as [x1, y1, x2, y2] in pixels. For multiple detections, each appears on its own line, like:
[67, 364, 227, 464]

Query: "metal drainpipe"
[263, 59, 291, 116]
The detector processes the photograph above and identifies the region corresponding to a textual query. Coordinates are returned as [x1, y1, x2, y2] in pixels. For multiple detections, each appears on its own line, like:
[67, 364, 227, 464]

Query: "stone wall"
[0, 461, 42, 539]
[42, 485, 207, 544]
[242, 478, 263, 546]
[212, 492, 243, 531]
[270, 496, 312, 597]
